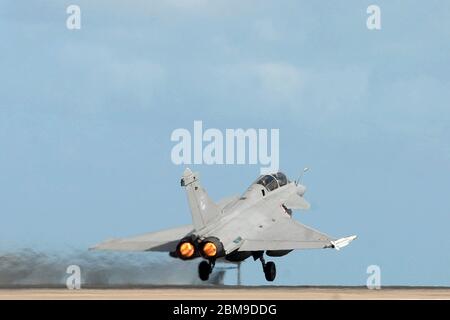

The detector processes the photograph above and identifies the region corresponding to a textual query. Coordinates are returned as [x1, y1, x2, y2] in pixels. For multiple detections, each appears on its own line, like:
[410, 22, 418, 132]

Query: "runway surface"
[1, 286, 450, 300]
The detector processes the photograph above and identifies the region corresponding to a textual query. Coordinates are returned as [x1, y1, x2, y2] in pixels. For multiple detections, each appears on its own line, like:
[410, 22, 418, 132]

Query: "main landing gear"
[198, 259, 215, 281]
[259, 255, 276, 282]
[198, 253, 277, 282]
[251, 251, 276, 281]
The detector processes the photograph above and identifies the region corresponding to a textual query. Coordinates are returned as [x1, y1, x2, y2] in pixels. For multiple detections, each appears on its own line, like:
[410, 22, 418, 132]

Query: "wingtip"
[331, 235, 357, 250]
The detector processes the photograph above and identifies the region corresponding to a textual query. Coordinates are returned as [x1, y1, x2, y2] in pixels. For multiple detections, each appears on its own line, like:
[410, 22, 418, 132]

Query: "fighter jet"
[92, 168, 356, 282]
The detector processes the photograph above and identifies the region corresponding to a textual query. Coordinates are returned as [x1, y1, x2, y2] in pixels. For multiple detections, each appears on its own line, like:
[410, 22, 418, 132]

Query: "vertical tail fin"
[180, 168, 221, 231]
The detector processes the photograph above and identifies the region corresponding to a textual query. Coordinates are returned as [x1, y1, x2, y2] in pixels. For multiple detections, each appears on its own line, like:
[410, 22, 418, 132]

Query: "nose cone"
[296, 184, 306, 196]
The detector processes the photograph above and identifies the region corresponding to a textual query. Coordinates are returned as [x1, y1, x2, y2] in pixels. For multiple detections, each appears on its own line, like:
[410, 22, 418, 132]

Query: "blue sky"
[0, 0, 449, 285]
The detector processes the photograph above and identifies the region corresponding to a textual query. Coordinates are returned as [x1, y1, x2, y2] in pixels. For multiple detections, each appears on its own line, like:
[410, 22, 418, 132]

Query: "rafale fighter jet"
[92, 168, 356, 281]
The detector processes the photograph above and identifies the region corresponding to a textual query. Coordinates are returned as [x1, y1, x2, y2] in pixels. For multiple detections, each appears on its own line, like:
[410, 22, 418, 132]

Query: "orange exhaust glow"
[179, 242, 195, 258]
[202, 242, 217, 257]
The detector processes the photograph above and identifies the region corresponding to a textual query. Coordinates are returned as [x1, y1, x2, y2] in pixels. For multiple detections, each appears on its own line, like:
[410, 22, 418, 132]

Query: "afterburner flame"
[202, 242, 217, 257]
[179, 242, 195, 258]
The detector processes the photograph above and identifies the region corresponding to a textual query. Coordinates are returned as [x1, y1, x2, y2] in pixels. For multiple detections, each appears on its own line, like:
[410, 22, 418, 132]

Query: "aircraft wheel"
[264, 261, 276, 282]
[199, 260, 211, 281]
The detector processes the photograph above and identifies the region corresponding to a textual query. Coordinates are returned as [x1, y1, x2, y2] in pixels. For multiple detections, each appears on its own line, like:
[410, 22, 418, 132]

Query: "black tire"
[198, 260, 211, 281]
[264, 261, 276, 282]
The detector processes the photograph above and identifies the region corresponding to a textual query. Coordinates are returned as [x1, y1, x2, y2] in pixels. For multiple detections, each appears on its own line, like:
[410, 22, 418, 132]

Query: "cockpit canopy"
[253, 172, 289, 192]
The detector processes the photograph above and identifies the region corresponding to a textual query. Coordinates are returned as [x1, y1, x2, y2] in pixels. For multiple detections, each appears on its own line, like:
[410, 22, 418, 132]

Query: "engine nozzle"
[199, 237, 225, 259]
[176, 237, 199, 260]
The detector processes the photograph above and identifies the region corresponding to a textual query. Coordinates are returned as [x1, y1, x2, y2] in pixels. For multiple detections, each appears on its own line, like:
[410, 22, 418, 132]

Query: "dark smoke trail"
[0, 248, 225, 287]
